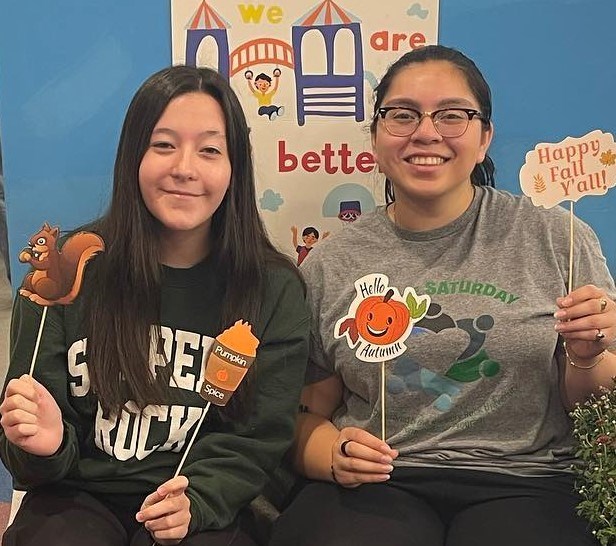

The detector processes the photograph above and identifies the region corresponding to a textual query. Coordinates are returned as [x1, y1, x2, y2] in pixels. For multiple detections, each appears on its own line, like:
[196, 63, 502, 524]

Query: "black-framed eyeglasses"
[376, 107, 486, 138]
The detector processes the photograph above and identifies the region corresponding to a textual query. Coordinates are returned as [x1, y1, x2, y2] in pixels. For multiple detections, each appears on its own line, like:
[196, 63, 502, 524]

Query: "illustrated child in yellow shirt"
[245, 69, 284, 120]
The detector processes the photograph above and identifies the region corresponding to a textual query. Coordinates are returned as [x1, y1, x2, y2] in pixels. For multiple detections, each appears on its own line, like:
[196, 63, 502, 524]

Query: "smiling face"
[372, 60, 493, 214]
[255, 78, 271, 92]
[138, 92, 232, 257]
[355, 291, 410, 345]
[302, 232, 318, 247]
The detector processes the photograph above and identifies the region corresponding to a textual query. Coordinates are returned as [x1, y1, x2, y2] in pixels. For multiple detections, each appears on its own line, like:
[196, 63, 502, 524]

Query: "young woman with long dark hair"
[1, 65, 309, 546]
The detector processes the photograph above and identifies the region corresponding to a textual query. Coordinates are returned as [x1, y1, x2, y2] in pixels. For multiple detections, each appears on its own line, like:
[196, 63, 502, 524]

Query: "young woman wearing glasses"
[269, 45, 616, 546]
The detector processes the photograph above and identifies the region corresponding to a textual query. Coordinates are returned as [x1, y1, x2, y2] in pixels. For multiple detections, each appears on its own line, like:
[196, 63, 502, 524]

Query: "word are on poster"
[171, 0, 439, 263]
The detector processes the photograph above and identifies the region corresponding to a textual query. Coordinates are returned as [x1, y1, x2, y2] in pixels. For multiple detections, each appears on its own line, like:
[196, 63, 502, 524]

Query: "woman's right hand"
[331, 426, 398, 488]
[0, 374, 63, 456]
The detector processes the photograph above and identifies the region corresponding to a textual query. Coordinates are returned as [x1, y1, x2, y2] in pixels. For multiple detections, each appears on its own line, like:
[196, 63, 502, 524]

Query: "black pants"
[3, 487, 258, 546]
[269, 467, 598, 546]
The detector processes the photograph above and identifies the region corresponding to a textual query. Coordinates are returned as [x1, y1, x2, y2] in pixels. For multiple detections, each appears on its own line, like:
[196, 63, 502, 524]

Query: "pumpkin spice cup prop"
[200, 319, 260, 406]
[335, 273, 430, 440]
[520, 130, 616, 294]
[17, 223, 105, 375]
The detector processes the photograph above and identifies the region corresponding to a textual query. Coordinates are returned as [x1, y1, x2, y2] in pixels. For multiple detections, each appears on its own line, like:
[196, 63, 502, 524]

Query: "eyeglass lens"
[384, 109, 472, 137]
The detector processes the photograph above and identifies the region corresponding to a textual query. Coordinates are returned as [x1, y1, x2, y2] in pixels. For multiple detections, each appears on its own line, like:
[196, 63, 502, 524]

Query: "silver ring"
[600, 298, 608, 313]
[595, 329, 606, 342]
[340, 440, 352, 457]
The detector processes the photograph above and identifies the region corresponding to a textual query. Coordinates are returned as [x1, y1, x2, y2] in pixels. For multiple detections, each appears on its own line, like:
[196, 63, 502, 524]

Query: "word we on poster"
[171, 0, 439, 263]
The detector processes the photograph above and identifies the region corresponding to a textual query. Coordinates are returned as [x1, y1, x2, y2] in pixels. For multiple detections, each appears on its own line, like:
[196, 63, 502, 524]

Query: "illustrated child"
[291, 225, 330, 266]
[245, 69, 284, 120]
[0, 65, 310, 546]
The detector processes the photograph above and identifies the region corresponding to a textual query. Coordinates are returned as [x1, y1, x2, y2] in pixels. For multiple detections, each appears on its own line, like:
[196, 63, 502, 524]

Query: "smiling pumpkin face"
[355, 289, 410, 345]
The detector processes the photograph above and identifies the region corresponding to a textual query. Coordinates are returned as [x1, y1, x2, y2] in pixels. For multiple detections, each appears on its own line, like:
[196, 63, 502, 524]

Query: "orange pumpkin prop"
[355, 289, 410, 345]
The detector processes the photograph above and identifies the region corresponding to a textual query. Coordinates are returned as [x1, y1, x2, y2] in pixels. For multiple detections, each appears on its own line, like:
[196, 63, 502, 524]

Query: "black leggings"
[269, 467, 598, 546]
[2, 487, 258, 546]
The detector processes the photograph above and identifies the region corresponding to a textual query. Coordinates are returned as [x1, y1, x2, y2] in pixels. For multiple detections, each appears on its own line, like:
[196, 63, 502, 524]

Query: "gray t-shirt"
[302, 186, 616, 477]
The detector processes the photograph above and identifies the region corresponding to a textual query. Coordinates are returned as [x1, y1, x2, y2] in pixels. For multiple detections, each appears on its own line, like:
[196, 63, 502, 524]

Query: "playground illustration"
[181, 0, 366, 125]
[171, 0, 438, 258]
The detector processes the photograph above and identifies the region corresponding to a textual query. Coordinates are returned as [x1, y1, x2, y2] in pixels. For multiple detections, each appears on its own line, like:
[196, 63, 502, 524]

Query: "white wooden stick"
[381, 361, 386, 441]
[568, 202, 574, 293]
[28, 306, 48, 376]
[173, 401, 210, 478]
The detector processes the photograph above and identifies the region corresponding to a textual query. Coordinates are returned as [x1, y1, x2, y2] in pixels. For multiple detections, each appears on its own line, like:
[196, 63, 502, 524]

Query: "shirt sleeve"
[0, 295, 81, 488]
[299, 248, 338, 386]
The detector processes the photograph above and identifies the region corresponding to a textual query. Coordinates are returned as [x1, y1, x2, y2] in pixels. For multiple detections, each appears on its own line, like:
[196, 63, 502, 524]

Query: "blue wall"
[0, 0, 614, 283]
[442, 0, 615, 278]
[0, 1, 171, 282]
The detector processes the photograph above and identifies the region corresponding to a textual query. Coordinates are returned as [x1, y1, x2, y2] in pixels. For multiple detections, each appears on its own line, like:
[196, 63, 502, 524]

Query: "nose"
[171, 148, 196, 180]
[411, 113, 442, 142]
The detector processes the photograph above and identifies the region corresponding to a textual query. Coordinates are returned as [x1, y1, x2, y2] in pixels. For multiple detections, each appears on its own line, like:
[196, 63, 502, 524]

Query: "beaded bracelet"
[563, 341, 607, 369]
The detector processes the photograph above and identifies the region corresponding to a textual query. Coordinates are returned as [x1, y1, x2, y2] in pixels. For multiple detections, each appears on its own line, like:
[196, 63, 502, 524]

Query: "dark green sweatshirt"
[0, 257, 310, 534]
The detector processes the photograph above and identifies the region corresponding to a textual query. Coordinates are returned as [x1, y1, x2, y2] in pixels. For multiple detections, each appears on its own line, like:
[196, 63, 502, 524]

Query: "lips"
[163, 189, 201, 197]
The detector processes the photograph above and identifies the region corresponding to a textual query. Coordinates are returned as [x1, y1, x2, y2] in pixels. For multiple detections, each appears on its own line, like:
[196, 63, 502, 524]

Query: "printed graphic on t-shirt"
[388, 301, 502, 412]
[423, 279, 520, 305]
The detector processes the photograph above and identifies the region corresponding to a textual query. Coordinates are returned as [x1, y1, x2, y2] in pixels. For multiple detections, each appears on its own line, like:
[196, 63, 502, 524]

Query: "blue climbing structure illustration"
[292, 0, 365, 125]
[184, 1, 231, 78]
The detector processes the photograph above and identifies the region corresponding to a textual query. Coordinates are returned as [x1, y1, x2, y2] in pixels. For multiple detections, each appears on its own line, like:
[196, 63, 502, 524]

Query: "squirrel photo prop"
[19, 222, 105, 306]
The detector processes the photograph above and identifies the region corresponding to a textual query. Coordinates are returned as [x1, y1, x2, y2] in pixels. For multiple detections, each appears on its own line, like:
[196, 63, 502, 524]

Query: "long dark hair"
[85, 66, 297, 416]
[370, 45, 496, 203]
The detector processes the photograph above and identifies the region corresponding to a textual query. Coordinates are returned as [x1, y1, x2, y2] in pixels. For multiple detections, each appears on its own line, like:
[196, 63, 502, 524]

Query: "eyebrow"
[383, 97, 477, 109]
[151, 127, 226, 139]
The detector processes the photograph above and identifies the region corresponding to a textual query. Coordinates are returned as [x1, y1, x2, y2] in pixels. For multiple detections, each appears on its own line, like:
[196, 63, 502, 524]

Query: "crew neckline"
[379, 185, 485, 242]
[162, 255, 215, 287]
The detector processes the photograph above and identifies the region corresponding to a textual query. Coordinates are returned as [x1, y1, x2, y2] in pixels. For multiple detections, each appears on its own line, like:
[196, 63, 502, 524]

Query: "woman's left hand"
[555, 284, 615, 359]
[136, 475, 191, 545]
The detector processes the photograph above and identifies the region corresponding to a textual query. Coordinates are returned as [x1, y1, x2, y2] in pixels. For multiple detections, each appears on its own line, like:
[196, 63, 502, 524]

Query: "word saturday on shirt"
[422, 280, 520, 304]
